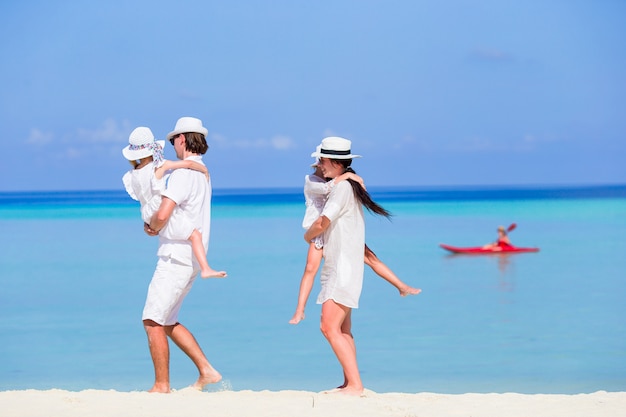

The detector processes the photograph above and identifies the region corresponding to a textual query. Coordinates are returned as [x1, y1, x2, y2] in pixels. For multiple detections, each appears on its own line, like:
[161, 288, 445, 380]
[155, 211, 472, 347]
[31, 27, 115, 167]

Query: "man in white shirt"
[142, 117, 222, 393]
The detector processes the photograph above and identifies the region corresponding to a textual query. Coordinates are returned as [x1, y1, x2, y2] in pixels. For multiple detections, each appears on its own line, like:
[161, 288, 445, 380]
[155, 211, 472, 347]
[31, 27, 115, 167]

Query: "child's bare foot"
[399, 285, 421, 297]
[289, 312, 305, 325]
[201, 269, 227, 279]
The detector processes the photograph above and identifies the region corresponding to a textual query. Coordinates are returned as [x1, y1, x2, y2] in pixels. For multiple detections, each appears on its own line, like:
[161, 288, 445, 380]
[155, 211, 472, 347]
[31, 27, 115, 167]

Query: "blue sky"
[1, 0, 624, 192]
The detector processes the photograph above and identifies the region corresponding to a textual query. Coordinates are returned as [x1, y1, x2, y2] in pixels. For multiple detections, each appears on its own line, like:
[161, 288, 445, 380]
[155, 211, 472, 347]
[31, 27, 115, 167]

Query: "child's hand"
[342, 173, 365, 190]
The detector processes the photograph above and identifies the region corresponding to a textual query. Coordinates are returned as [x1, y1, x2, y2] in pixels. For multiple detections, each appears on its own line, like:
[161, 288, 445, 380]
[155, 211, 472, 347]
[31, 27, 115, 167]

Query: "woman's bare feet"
[201, 268, 227, 279]
[338, 386, 365, 396]
[323, 385, 364, 396]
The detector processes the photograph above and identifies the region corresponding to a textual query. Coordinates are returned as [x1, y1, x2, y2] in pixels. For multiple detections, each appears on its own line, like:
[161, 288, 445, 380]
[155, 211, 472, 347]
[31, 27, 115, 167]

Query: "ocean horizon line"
[1, 183, 625, 207]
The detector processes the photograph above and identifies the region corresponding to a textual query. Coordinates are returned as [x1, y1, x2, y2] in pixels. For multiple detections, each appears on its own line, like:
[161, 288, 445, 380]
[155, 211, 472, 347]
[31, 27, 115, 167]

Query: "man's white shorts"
[142, 256, 198, 326]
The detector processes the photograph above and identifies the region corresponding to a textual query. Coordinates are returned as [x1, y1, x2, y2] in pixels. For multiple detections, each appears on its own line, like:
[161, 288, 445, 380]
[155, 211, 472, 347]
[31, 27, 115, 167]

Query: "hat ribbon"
[320, 148, 351, 156]
[128, 142, 164, 164]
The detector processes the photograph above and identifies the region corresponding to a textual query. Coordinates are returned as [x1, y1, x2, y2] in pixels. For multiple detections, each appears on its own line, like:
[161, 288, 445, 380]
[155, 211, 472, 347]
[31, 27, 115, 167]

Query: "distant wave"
[0, 184, 624, 207]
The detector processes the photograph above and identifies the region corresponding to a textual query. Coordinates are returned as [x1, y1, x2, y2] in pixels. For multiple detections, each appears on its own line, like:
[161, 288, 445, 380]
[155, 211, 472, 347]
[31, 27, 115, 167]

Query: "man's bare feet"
[289, 312, 305, 324]
[201, 269, 227, 279]
[191, 368, 222, 391]
[148, 383, 171, 393]
[399, 285, 421, 297]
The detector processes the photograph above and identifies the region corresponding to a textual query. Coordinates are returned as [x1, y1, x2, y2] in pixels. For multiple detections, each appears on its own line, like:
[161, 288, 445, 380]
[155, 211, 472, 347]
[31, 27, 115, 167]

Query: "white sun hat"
[310, 145, 322, 167]
[310, 136, 362, 159]
[122, 127, 165, 161]
[167, 116, 208, 140]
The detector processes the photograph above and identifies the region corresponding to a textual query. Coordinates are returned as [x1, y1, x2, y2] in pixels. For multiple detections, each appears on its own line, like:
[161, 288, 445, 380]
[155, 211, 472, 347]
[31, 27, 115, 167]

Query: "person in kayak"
[483, 225, 512, 251]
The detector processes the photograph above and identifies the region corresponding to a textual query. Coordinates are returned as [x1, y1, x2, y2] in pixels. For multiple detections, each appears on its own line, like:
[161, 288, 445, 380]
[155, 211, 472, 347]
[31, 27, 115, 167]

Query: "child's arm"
[334, 172, 366, 190]
[155, 159, 209, 180]
[305, 174, 333, 196]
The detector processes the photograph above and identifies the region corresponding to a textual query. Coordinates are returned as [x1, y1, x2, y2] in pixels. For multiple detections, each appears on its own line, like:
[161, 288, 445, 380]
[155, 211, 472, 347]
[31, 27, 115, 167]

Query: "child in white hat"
[122, 126, 226, 278]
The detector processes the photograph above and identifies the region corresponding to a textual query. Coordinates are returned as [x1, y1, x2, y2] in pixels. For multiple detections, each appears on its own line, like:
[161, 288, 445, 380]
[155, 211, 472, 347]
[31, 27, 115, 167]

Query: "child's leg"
[364, 244, 420, 296]
[188, 230, 227, 278]
[289, 242, 323, 324]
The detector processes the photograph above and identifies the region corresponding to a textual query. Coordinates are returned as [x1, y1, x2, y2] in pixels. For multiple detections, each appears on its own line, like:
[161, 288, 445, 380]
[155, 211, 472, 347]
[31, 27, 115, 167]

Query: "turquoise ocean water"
[1, 185, 625, 394]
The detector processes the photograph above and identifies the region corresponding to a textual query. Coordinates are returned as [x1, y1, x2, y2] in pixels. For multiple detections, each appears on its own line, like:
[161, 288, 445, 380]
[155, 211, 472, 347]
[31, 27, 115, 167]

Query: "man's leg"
[143, 319, 171, 393]
[167, 323, 222, 390]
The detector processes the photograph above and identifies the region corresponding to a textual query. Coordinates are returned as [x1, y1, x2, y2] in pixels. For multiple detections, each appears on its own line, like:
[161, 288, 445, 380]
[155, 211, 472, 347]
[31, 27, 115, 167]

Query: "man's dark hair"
[182, 132, 209, 155]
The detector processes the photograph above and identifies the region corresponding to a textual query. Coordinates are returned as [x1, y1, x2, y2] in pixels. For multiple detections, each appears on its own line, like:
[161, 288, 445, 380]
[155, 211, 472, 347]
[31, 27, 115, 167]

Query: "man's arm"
[304, 215, 331, 242]
[144, 196, 176, 236]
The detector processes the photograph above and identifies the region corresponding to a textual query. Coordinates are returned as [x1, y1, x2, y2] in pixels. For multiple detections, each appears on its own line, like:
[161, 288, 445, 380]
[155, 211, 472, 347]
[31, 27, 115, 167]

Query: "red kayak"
[439, 243, 540, 254]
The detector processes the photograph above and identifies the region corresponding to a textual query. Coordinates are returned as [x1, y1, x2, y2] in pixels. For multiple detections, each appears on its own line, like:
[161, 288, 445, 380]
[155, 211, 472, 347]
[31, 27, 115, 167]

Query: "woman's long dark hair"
[337, 160, 391, 219]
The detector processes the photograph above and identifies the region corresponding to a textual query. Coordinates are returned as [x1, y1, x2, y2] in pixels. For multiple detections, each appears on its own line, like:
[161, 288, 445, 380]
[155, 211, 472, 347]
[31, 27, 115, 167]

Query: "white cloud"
[322, 129, 339, 137]
[446, 136, 498, 152]
[210, 133, 296, 150]
[468, 47, 514, 62]
[514, 133, 566, 151]
[176, 89, 203, 101]
[63, 147, 83, 159]
[26, 128, 54, 146]
[445, 133, 566, 153]
[76, 118, 132, 144]
[270, 135, 296, 150]
[392, 135, 433, 151]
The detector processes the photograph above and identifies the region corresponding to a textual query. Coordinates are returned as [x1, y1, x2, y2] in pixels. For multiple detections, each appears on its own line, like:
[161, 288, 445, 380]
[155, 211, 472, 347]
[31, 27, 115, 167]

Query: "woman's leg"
[337, 309, 356, 389]
[320, 300, 363, 395]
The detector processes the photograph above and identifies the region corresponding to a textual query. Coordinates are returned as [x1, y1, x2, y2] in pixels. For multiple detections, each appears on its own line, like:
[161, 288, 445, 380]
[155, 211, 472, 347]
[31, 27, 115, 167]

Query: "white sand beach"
[1, 389, 625, 417]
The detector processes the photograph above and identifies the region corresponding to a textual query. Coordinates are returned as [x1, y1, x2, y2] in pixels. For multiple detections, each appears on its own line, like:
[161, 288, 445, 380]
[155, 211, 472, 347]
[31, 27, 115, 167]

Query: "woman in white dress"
[289, 163, 420, 325]
[304, 137, 391, 396]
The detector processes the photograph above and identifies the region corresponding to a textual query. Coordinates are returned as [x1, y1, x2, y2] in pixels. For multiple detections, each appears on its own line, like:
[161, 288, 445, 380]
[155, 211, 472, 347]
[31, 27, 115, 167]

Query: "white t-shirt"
[316, 181, 365, 309]
[157, 156, 212, 266]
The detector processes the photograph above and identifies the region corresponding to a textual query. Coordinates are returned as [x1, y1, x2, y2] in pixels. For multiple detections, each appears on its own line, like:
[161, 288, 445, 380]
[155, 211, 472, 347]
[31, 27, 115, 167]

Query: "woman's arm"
[304, 215, 331, 242]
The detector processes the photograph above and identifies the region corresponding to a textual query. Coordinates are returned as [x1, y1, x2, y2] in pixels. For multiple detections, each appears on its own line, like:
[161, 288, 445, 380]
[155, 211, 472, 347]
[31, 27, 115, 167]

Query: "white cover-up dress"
[316, 181, 365, 309]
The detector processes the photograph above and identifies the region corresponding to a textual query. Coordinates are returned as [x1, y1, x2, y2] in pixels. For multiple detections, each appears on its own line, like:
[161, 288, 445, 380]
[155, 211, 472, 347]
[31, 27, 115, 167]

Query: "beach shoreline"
[1, 389, 625, 417]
